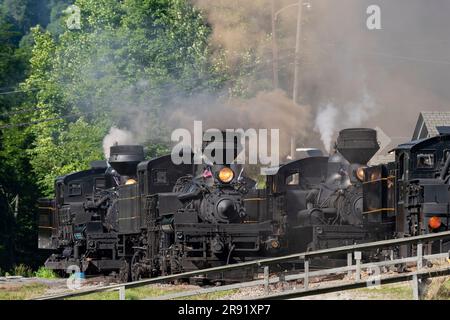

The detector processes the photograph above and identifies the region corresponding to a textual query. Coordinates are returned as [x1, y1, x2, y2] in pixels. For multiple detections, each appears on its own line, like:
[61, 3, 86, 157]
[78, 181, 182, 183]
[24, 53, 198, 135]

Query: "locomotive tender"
[38, 127, 450, 281]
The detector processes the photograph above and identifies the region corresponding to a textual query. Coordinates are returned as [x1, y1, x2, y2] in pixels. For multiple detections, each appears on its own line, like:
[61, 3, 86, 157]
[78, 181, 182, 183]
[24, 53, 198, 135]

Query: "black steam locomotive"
[38, 127, 450, 281]
[39, 133, 278, 281]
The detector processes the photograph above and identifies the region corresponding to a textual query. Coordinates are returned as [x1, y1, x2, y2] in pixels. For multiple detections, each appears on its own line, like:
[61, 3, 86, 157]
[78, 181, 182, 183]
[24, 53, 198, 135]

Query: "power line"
[0, 53, 296, 119]
[0, 111, 96, 130]
[0, 105, 47, 118]
[308, 39, 450, 67]
[0, 50, 296, 97]
[361, 50, 450, 66]
[0, 88, 38, 95]
[0, 59, 296, 130]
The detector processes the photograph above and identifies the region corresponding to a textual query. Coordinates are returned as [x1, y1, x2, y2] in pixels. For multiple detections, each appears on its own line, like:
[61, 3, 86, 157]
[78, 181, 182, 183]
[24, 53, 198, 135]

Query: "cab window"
[95, 178, 105, 189]
[68, 183, 82, 196]
[285, 172, 300, 186]
[57, 183, 64, 200]
[416, 152, 435, 169]
[444, 150, 450, 162]
[153, 169, 168, 184]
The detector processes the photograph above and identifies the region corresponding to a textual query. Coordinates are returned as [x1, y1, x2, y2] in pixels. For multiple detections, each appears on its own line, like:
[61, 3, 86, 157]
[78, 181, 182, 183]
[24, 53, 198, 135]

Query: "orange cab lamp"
[428, 216, 442, 230]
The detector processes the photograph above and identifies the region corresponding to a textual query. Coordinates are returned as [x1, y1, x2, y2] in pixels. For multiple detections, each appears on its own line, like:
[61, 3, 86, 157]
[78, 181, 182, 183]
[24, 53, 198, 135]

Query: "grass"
[0, 264, 58, 279]
[356, 278, 450, 300]
[354, 283, 413, 300]
[67, 285, 238, 300]
[66, 285, 184, 300]
[180, 289, 238, 300]
[0, 283, 49, 300]
[10, 264, 34, 277]
[431, 278, 450, 300]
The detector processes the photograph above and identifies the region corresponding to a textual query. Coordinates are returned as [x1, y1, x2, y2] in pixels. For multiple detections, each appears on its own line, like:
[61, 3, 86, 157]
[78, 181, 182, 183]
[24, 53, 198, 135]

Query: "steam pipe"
[439, 155, 450, 181]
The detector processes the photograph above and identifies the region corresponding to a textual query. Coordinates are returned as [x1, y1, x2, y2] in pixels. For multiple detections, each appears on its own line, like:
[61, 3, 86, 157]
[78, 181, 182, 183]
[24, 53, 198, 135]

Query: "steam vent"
[109, 145, 144, 176]
[336, 128, 380, 165]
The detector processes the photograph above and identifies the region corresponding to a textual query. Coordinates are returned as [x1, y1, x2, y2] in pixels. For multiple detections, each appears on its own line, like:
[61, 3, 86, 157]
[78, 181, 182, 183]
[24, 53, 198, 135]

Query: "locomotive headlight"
[125, 179, 137, 185]
[218, 167, 234, 183]
[271, 240, 280, 249]
[429, 216, 442, 230]
[355, 167, 365, 182]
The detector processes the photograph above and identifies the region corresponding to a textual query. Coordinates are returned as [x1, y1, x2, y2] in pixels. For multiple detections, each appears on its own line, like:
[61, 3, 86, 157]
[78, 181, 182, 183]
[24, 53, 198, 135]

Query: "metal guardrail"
[148, 252, 449, 300]
[255, 266, 450, 300]
[32, 231, 450, 300]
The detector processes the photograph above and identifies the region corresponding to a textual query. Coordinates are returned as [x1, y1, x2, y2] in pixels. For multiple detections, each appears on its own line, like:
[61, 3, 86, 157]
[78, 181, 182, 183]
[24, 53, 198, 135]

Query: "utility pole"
[271, 0, 279, 89]
[293, 0, 303, 105]
[291, 0, 303, 159]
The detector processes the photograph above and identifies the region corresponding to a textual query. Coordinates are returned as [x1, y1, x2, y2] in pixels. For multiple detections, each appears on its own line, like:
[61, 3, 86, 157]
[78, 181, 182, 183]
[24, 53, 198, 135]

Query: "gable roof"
[413, 111, 450, 140]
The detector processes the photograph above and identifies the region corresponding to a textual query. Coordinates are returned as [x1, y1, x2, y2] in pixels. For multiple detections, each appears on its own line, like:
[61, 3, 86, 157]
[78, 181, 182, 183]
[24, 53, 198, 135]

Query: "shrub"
[12, 264, 33, 277]
[34, 267, 58, 279]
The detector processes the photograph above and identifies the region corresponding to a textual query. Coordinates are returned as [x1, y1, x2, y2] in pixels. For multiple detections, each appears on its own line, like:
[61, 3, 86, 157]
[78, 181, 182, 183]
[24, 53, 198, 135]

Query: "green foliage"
[13, 0, 226, 196]
[145, 143, 171, 159]
[29, 118, 107, 195]
[34, 266, 58, 279]
[12, 263, 33, 277]
[0, 0, 253, 273]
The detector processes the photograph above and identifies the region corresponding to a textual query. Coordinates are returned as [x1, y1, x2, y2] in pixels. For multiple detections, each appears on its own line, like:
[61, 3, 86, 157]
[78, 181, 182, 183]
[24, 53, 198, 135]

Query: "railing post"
[354, 251, 362, 281]
[347, 252, 352, 278]
[119, 286, 126, 300]
[279, 271, 286, 291]
[417, 243, 423, 270]
[304, 259, 309, 290]
[412, 274, 419, 300]
[264, 266, 270, 295]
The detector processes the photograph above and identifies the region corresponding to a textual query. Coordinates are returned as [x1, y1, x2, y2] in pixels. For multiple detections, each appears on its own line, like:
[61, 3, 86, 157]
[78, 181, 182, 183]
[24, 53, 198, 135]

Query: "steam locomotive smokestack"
[335, 128, 380, 165]
[108, 145, 144, 176]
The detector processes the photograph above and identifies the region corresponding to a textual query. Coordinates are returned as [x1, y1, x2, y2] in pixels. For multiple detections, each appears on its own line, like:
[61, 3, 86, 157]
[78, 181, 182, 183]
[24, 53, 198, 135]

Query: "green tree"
[14, 0, 226, 193]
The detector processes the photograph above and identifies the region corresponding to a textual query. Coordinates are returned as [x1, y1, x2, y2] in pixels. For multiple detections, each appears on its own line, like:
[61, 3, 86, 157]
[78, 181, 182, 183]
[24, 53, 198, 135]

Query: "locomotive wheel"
[131, 250, 148, 281]
[118, 260, 130, 283]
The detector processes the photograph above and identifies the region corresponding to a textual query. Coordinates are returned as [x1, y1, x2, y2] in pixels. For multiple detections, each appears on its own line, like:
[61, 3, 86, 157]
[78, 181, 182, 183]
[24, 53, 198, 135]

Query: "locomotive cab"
[393, 133, 450, 239]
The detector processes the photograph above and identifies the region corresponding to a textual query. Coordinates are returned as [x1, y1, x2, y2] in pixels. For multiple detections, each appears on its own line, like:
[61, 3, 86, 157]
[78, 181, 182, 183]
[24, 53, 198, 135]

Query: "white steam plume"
[102, 127, 136, 159]
[314, 103, 338, 153]
[314, 91, 376, 153]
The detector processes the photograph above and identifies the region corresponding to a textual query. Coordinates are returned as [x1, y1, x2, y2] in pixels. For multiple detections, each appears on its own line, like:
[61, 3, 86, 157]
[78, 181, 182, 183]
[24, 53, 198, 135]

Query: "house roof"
[413, 111, 450, 140]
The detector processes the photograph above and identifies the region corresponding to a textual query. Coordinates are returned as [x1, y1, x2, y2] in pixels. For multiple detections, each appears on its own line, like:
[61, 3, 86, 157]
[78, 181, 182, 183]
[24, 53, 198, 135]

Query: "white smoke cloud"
[314, 90, 376, 153]
[314, 103, 338, 153]
[102, 127, 136, 158]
